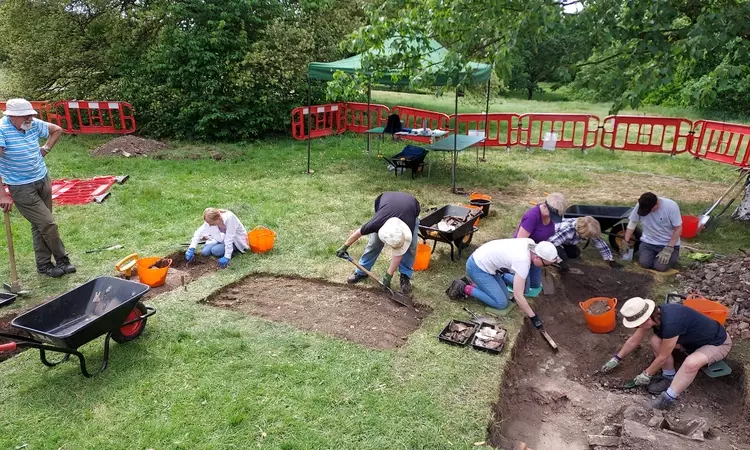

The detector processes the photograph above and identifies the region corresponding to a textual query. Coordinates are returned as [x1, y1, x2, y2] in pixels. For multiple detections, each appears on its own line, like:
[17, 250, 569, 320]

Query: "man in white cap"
[0, 99, 74, 278]
[599, 297, 731, 410]
[446, 238, 561, 329]
[336, 192, 420, 295]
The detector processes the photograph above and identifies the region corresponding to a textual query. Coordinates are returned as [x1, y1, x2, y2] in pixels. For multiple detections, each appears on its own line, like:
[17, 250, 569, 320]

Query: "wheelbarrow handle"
[0, 342, 17, 352]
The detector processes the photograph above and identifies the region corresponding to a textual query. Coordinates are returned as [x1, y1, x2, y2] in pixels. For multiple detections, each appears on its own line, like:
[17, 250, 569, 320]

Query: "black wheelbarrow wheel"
[609, 223, 642, 254]
[112, 302, 148, 344]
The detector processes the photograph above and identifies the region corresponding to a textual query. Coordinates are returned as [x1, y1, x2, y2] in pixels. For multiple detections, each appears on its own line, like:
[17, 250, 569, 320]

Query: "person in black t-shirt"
[336, 192, 420, 295]
[598, 297, 732, 410]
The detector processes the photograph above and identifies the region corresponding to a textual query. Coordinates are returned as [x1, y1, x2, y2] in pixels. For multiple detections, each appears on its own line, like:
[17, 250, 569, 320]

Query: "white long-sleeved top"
[189, 210, 249, 259]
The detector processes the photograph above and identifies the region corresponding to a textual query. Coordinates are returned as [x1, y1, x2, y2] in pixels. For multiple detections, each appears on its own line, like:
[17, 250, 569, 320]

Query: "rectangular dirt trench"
[205, 275, 431, 349]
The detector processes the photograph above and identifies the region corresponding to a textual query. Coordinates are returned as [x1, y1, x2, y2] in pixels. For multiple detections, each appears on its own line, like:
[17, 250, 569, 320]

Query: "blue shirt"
[655, 304, 727, 352]
[0, 117, 50, 185]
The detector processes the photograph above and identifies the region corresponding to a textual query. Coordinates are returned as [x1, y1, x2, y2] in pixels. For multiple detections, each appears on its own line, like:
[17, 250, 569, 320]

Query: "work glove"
[529, 314, 543, 329]
[619, 241, 630, 256]
[657, 246, 674, 265]
[600, 356, 621, 373]
[336, 244, 350, 259]
[185, 248, 195, 262]
[382, 273, 393, 291]
[558, 260, 570, 273]
[633, 370, 652, 386]
[218, 257, 230, 268]
[608, 260, 623, 270]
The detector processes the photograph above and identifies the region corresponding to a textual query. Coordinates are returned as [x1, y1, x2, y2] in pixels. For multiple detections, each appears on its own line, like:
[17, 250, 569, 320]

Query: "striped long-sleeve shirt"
[548, 218, 614, 261]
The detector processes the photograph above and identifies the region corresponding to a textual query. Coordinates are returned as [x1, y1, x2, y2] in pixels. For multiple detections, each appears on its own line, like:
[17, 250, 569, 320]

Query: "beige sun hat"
[620, 297, 656, 328]
[378, 217, 412, 257]
[3, 99, 38, 117]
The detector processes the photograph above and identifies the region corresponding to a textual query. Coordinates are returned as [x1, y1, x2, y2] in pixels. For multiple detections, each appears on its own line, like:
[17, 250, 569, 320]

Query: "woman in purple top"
[511, 193, 566, 297]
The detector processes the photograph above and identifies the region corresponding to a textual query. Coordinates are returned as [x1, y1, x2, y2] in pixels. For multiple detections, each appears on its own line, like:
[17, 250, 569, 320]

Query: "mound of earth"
[676, 254, 750, 340]
[91, 135, 166, 157]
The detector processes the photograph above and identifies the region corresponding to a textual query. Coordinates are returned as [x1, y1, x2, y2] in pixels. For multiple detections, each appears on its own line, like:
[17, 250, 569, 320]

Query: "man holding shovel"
[0, 99, 74, 278]
[336, 192, 419, 295]
[622, 192, 682, 272]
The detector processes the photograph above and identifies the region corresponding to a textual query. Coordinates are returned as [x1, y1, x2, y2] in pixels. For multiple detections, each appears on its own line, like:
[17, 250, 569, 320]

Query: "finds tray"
[470, 323, 507, 354]
[438, 319, 478, 346]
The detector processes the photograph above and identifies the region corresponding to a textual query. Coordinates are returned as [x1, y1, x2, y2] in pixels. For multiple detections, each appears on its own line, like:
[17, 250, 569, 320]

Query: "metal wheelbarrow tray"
[419, 205, 481, 261]
[563, 204, 641, 253]
[0, 276, 155, 377]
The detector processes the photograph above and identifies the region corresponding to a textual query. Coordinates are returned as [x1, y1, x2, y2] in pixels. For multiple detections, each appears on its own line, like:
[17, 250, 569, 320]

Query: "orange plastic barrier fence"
[519, 113, 599, 150]
[343, 102, 390, 133]
[291, 103, 346, 140]
[0, 101, 58, 125]
[53, 101, 136, 134]
[451, 113, 520, 148]
[391, 106, 450, 131]
[599, 115, 692, 154]
[690, 120, 750, 168]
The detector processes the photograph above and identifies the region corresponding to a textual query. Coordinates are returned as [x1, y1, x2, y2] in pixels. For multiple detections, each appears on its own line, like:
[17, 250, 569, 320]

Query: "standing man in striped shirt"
[0, 99, 75, 278]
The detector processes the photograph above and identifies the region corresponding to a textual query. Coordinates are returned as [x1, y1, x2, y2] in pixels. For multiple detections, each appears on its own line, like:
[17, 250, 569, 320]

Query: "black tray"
[0, 292, 17, 308]
[438, 319, 477, 346]
[470, 324, 506, 355]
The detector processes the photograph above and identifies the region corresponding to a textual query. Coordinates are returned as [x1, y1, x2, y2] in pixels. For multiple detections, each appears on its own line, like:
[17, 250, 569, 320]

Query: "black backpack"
[384, 113, 402, 134]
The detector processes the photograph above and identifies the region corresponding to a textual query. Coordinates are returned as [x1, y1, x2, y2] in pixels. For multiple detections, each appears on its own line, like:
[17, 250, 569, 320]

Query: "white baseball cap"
[532, 241, 562, 264]
[3, 99, 38, 117]
[378, 217, 412, 257]
[620, 297, 656, 328]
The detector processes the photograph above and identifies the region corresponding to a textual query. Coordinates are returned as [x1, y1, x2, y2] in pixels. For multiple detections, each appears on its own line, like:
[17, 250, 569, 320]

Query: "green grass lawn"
[0, 95, 749, 449]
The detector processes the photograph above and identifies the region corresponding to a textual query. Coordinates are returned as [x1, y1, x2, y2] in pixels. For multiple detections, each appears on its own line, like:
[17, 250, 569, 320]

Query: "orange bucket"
[248, 226, 276, 254]
[681, 215, 699, 238]
[579, 297, 618, 334]
[413, 243, 432, 271]
[470, 192, 492, 202]
[136, 256, 171, 288]
[684, 295, 728, 325]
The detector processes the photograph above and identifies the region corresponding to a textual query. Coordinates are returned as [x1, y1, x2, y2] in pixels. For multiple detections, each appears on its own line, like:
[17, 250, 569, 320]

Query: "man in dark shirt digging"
[599, 297, 732, 410]
[336, 192, 420, 296]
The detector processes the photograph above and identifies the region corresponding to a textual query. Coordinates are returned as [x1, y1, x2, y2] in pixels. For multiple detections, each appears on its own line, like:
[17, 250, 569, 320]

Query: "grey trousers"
[638, 242, 679, 272]
[7, 175, 68, 268]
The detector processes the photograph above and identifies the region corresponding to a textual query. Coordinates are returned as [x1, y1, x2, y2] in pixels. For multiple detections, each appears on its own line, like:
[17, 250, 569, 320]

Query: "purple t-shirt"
[513, 205, 555, 243]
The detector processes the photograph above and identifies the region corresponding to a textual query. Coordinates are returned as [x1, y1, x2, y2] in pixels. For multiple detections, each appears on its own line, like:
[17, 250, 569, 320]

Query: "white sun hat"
[620, 297, 656, 328]
[532, 241, 562, 263]
[378, 217, 412, 257]
[3, 99, 38, 117]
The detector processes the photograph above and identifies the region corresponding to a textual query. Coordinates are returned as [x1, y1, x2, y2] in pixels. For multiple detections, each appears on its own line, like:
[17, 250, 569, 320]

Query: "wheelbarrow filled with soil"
[563, 204, 641, 253]
[0, 276, 155, 377]
[419, 205, 482, 261]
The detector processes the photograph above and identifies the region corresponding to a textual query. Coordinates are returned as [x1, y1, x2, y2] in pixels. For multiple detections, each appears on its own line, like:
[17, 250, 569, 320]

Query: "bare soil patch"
[489, 263, 749, 450]
[91, 135, 166, 157]
[0, 313, 28, 363]
[205, 275, 431, 349]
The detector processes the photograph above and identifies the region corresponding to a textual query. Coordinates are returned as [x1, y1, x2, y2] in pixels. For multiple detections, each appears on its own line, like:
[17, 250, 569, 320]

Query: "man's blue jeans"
[355, 219, 420, 278]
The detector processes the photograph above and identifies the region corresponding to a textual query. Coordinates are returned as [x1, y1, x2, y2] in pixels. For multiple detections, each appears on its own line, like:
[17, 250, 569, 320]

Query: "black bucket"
[469, 198, 491, 217]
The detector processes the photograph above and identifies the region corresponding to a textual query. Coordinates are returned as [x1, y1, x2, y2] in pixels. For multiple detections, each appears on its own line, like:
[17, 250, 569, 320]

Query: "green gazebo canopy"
[307, 38, 491, 86]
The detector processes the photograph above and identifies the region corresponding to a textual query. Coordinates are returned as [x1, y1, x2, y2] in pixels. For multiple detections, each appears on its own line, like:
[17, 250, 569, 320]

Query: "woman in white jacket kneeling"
[185, 208, 249, 268]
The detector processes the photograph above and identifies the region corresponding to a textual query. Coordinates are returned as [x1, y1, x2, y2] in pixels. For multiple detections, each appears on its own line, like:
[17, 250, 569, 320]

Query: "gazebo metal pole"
[453, 88, 459, 194]
[482, 73, 491, 162]
[366, 82, 372, 154]
[306, 77, 312, 174]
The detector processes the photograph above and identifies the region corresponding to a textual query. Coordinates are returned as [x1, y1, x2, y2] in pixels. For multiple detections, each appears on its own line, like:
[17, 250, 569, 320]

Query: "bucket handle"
[579, 298, 618, 313]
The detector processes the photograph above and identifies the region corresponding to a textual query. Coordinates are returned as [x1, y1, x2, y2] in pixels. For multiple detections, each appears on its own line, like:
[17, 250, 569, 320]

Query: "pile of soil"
[90, 135, 166, 157]
[676, 255, 750, 340]
[0, 313, 27, 363]
[148, 258, 171, 269]
[206, 275, 431, 350]
[489, 263, 749, 450]
[587, 299, 612, 316]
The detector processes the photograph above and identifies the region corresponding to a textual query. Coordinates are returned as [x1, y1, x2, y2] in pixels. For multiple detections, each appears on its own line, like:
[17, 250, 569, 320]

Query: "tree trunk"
[731, 177, 750, 221]
[527, 88, 533, 100]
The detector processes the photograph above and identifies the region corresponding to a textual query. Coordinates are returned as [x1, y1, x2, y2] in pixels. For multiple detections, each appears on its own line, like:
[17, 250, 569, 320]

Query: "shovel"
[338, 253, 413, 308]
[541, 267, 555, 295]
[3, 211, 30, 296]
[699, 169, 748, 231]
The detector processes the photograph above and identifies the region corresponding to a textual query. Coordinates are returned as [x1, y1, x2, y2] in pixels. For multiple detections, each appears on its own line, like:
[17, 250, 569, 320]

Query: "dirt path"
[206, 275, 431, 349]
[489, 264, 749, 450]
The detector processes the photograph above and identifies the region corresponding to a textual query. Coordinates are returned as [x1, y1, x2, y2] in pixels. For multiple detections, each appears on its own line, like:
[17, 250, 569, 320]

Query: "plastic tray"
[438, 319, 477, 346]
[0, 292, 17, 308]
[470, 324, 506, 355]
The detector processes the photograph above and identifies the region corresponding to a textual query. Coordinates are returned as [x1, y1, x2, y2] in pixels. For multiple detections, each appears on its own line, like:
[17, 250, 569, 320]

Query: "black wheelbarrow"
[563, 204, 642, 252]
[0, 276, 155, 377]
[419, 205, 482, 261]
[380, 144, 429, 179]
